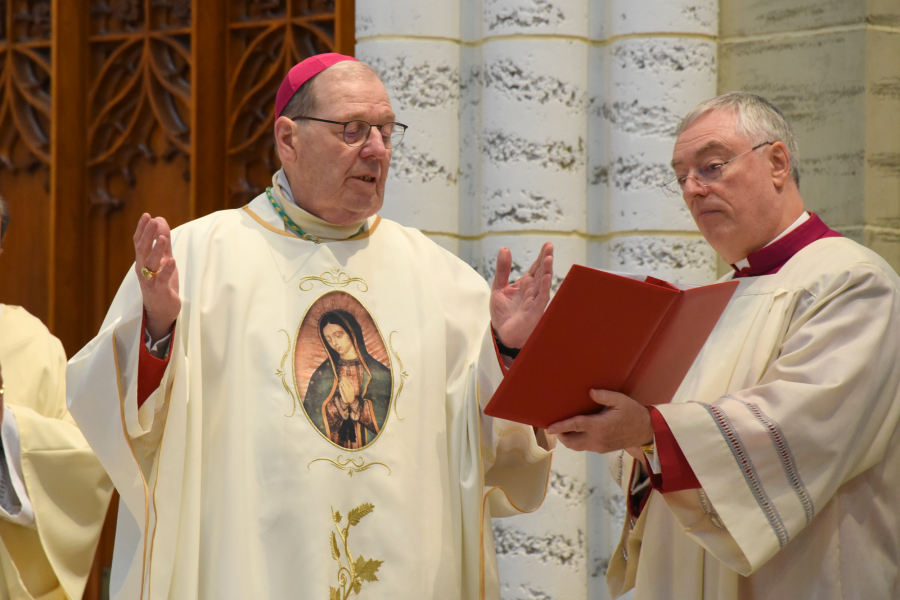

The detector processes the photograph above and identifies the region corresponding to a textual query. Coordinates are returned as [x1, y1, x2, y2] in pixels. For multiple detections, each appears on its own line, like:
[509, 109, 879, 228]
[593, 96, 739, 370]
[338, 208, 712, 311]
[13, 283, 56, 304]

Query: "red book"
[484, 265, 739, 429]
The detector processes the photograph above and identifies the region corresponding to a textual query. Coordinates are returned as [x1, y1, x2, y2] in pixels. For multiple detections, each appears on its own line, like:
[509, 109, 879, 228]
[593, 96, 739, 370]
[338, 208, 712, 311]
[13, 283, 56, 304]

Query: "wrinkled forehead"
[315, 76, 395, 124]
[680, 107, 742, 140]
[315, 64, 389, 99]
[672, 109, 742, 166]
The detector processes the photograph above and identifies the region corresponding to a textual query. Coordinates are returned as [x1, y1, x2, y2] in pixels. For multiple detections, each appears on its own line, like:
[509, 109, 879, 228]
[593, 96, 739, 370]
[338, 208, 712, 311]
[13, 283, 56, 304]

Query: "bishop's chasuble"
[67, 182, 553, 600]
[0, 305, 112, 600]
[606, 235, 900, 599]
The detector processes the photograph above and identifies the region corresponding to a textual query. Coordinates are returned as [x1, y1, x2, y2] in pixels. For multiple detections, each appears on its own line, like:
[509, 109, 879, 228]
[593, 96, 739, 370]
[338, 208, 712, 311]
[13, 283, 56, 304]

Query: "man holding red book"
[548, 92, 900, 599]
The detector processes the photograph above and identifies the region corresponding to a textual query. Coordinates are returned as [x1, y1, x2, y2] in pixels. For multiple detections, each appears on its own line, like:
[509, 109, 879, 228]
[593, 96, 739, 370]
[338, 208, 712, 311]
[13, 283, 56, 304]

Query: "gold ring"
[141, 266, 160, 280]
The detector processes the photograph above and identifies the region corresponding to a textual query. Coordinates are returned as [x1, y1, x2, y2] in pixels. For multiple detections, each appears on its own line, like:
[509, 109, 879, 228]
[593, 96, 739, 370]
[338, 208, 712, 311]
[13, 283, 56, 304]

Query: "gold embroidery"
[111, 331, 151, 599]
[277, 329, 300, 417]
[387, 331, 409, 420]
[329, 503, 383, 599]
[300, 267, 369, 292]
[308, 455, 391, 477]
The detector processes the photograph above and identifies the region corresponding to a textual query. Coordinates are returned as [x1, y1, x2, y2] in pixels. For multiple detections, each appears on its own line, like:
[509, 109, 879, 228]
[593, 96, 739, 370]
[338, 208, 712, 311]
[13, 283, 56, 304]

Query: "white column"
[587, 0, 719, 284]
[357, 0, 719, 597]
[586, 1, 718, 597]
[458, 2, 592, 598]
[356, 1, 463, 253]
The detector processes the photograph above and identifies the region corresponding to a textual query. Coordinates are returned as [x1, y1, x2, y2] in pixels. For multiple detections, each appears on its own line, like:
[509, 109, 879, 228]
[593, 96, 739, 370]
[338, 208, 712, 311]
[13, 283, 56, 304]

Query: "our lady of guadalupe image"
[296, 291, 392, 449]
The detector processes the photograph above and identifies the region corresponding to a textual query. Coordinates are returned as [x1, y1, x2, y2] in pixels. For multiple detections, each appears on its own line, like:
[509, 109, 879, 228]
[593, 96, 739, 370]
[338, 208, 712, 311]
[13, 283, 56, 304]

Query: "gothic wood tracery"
[0, 0, 52, 322]
[0, 4, 353, 595]
[0, 0, 52, 174]
[226, 0, 336, 207]
[88, 0, 192, 209]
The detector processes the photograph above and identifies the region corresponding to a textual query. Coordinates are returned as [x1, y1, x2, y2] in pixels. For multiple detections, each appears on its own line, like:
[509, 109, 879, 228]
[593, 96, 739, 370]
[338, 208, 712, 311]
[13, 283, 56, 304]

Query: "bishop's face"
[281, 68, 394, 226]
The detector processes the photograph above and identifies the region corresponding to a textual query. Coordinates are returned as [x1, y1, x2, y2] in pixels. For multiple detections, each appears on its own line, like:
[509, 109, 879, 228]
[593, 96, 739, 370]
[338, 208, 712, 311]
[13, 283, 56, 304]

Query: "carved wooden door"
[0, 1, 353, 598]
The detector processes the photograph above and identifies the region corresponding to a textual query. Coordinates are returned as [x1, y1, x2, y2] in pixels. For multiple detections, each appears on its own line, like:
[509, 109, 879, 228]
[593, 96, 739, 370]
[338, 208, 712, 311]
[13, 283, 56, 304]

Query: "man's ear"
[769, 141, 791, 187]
[274, 116, 298, 164]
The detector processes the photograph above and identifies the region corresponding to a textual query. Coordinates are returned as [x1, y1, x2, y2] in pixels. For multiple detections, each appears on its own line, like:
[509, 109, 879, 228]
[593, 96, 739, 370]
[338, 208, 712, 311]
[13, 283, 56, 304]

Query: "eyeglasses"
[660, 141, 773, 197]
[292, 116, 408, 149]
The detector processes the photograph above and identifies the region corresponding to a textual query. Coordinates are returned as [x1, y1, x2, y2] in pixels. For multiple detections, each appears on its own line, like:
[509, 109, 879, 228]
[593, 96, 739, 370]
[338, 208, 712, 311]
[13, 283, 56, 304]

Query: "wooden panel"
[191, 1, 227, 218]
[86, 0, 193, 330]
[226, 0, 339, 208]
[2, 2, 351, 347]
[0, 0, 53, 325]
[51, 0, 89, 355]
[335, 0, 354, 56]
[0, 0, 350, 597]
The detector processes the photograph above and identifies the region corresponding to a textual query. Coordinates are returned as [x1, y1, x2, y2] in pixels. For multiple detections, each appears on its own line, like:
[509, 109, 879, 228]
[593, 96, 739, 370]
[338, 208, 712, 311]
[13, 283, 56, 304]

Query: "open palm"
[490, 242, 554, 349]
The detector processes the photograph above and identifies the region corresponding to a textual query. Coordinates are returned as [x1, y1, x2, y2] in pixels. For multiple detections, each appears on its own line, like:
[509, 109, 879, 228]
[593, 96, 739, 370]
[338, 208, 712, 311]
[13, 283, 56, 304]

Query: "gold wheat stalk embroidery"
[329, 503, 383, 599]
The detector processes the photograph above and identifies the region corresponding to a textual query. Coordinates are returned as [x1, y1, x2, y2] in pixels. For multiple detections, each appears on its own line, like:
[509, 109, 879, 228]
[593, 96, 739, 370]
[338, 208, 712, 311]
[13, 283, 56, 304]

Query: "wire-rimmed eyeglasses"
[660, 141, 773, 197]
[292, 116, 408, 149]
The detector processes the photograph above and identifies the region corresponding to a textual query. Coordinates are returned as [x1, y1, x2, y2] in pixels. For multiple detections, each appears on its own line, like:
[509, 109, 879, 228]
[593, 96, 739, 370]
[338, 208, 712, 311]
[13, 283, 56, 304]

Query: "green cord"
[266, 187, 366, 243]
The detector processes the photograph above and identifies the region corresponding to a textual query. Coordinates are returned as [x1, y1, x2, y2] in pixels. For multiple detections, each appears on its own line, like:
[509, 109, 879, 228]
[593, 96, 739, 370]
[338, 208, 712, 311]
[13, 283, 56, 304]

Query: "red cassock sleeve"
[137, 313, 173, 409]
[648, 406, 701, 493]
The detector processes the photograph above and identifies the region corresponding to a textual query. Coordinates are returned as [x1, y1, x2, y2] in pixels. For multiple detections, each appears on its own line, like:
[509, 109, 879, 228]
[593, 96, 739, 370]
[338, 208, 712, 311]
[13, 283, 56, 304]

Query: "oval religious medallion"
[294, 291, 393, 450]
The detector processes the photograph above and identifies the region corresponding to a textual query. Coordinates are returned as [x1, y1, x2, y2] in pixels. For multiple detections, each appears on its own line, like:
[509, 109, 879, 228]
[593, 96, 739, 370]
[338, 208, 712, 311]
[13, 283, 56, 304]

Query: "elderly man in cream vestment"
[0, 199, 113, 600]
[67, 54, 555, 600]
[548, 92, 900, 599]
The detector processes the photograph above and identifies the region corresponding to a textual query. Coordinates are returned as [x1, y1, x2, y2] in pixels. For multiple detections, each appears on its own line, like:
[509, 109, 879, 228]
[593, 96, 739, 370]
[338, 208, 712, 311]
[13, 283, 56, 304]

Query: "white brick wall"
[357, 1, 718, 597]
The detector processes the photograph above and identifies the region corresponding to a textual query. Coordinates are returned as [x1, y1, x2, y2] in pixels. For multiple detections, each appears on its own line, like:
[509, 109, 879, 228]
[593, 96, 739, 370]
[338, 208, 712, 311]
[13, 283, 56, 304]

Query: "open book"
[484, 265, 739, 429]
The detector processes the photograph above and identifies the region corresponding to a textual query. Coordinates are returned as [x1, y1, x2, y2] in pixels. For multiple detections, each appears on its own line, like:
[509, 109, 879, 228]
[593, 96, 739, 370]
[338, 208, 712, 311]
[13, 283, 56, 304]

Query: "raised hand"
[546, 389, 653, 457]
[490, 242, 553, 349]
[133, 214, 181, 342]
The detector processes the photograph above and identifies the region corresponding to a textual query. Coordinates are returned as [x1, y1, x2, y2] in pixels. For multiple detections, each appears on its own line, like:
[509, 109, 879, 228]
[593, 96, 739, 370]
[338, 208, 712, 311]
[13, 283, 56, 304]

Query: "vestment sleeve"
[433, 247, 553, 519]
[69, 266, 177, 470]
[68, 264, 189, 598]
[0, 407, 33, 525]
[477, 327, 554, 518]
[1, 330, 112, 600]
[431, 245, 553, 599]
[654, 262, 900, 576]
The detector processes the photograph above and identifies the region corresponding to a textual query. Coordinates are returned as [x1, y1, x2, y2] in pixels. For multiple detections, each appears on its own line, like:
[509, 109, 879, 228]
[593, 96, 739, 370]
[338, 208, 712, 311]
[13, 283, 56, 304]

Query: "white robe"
[0, 305, 113, 600]
[67, 191, 552, 600]
[606, 237, 900, 599]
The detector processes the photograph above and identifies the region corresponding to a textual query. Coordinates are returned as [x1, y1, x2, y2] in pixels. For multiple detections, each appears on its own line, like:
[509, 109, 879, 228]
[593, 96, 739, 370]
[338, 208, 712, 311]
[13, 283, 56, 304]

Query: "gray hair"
[0, 197, 8, 240]
[676, 92, 800, 187]
[280, 60, 380, 119]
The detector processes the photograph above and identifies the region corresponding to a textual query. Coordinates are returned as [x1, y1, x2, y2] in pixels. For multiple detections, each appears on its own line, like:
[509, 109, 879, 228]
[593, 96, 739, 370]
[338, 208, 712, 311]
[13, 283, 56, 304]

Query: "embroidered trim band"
[728, 396, 815, 524]
[616, 450, 625, 487]
[696, 489, 726, 530]
[699, 402, 790, 548]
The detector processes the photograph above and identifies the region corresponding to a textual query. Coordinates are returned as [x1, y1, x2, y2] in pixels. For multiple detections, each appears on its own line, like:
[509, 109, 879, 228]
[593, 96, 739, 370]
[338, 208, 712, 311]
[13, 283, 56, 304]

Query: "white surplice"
[67, 189, 552, 600]
[606, 237, 900, 599]
[0, 305, 112, 600]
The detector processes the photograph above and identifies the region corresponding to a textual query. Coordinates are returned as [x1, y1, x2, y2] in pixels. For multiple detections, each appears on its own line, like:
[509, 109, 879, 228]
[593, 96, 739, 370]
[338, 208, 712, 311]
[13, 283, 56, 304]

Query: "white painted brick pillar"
[357, 0, 718, 598]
